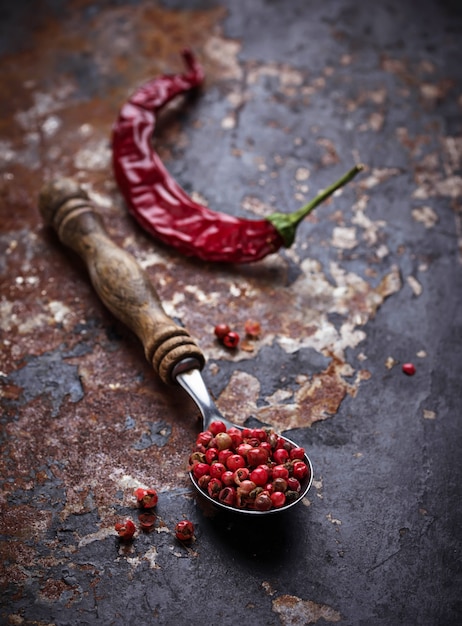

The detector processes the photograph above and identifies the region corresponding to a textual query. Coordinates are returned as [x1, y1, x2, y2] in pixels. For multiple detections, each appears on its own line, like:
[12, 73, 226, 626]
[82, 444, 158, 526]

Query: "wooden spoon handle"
[39, 178, 205, 384]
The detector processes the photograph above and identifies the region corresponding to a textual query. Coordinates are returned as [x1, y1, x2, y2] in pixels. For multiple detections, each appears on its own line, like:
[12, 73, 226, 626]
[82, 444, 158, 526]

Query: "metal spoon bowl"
[39, 178, 313, 517]
[175, 364, 313, 515]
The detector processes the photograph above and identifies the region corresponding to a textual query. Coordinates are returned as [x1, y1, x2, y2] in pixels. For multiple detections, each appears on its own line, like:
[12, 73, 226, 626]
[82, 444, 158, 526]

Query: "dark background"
[1, 1, 461, 624]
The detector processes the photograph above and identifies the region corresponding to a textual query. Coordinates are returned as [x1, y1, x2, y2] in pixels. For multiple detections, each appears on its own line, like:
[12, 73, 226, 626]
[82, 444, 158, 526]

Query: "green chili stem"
[267, 163, 365, 248]
[290, 163, 364, 227]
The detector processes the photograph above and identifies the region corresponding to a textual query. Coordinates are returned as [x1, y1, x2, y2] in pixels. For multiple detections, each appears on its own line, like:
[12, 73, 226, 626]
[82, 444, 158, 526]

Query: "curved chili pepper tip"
[181, 48, 205, 83]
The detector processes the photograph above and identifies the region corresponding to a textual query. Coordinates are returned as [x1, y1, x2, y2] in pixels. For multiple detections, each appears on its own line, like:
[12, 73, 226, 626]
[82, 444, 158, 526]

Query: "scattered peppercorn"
[223, 331, 240, 349]
[134, 487, 159, 509]
[189, 420, 310, 512]
[214, 323, 231, 339]
[114, 519, 136, 541]
[175, 520, 195, 542]
[138, 513, 157, 532]
[270, 491, 286, 508]
[244, 319, 261, 338]
[402, 363, 416, 376]
[214, 324, 240, 349]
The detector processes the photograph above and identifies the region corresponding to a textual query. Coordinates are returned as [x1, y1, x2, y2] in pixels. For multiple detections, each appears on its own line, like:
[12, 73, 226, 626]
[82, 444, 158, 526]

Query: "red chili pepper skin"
[112, 49, 284, 263]
[112, 50, 363, 263]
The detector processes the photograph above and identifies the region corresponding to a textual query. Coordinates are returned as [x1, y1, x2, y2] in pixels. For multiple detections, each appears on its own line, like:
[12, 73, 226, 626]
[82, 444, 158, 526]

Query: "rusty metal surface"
[1, 0, 461, 624]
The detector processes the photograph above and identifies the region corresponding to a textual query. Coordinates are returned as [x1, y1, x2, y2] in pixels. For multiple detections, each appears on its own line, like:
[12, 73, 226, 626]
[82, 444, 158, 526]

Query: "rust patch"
[272, 594, 342, 624]
[0, 538, 39, 590]
[0, 505, 53, 542]
[0, 0, 229, 230]
[39, 577, 78, 604]
[214, 359, 372, 432]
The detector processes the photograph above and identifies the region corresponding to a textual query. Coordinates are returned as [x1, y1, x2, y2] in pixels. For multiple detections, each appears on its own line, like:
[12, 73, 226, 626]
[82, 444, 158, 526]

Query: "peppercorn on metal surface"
[1, 1, 461, 624]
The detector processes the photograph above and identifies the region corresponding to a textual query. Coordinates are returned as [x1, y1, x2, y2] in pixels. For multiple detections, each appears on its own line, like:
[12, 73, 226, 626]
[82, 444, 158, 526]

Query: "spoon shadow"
[197, 498, 310, 564]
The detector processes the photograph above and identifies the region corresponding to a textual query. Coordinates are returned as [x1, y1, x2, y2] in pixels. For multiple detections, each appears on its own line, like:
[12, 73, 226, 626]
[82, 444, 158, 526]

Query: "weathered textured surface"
[1, 0, 461, 624]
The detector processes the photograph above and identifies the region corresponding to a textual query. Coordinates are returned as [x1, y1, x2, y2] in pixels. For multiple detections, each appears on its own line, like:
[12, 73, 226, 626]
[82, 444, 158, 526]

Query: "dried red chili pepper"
[112, 49, 363, 263]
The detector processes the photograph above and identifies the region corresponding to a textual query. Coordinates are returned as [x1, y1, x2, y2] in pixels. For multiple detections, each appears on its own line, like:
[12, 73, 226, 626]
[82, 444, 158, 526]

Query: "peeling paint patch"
[331, 226, 357, 249]
[351, 206, 386, 247]
[78, 526, 114, 548]
[359, 167, 401, 190]
[221, 113, 236, 129]
[241, 195, 274, 217]
[295, 167, 310, 182]
[407, 275, 423, 296]
[74, 139, 111, 170]
[217, 370, 260, 426]
[216, 358, 360, 431]
[172, 543, 199, 559]
[213, 266, 400, 430]
[412, 205, 438, 227]
[272, 594, 341, 624]
[326, 512, 342, 525]
[385, 356, 399, 370]
[0, 297, 75, 334]
[246, 62, 304, 91]
[312, 477, 323, 499]
[109, 471, 154, 493]
[419, 80, 454, 103]
[317, 138, 340, 166]
[0, 299, 16, 332]
[262, 580, 277, 596]
[359, 111, 385, 132]
[433, 175, 462, 199]
[4, 614, 25, 625]
[142, 545, 161, 569]
[204, 34, 242, 80]
[6, 349, 84, 417]
[48, 300, 73, 325]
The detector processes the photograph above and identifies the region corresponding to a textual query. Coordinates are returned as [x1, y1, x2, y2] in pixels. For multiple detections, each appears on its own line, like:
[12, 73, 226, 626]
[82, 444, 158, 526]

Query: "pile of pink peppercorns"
[114, 487, 194, 543]
[189, 420, 310, 511]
